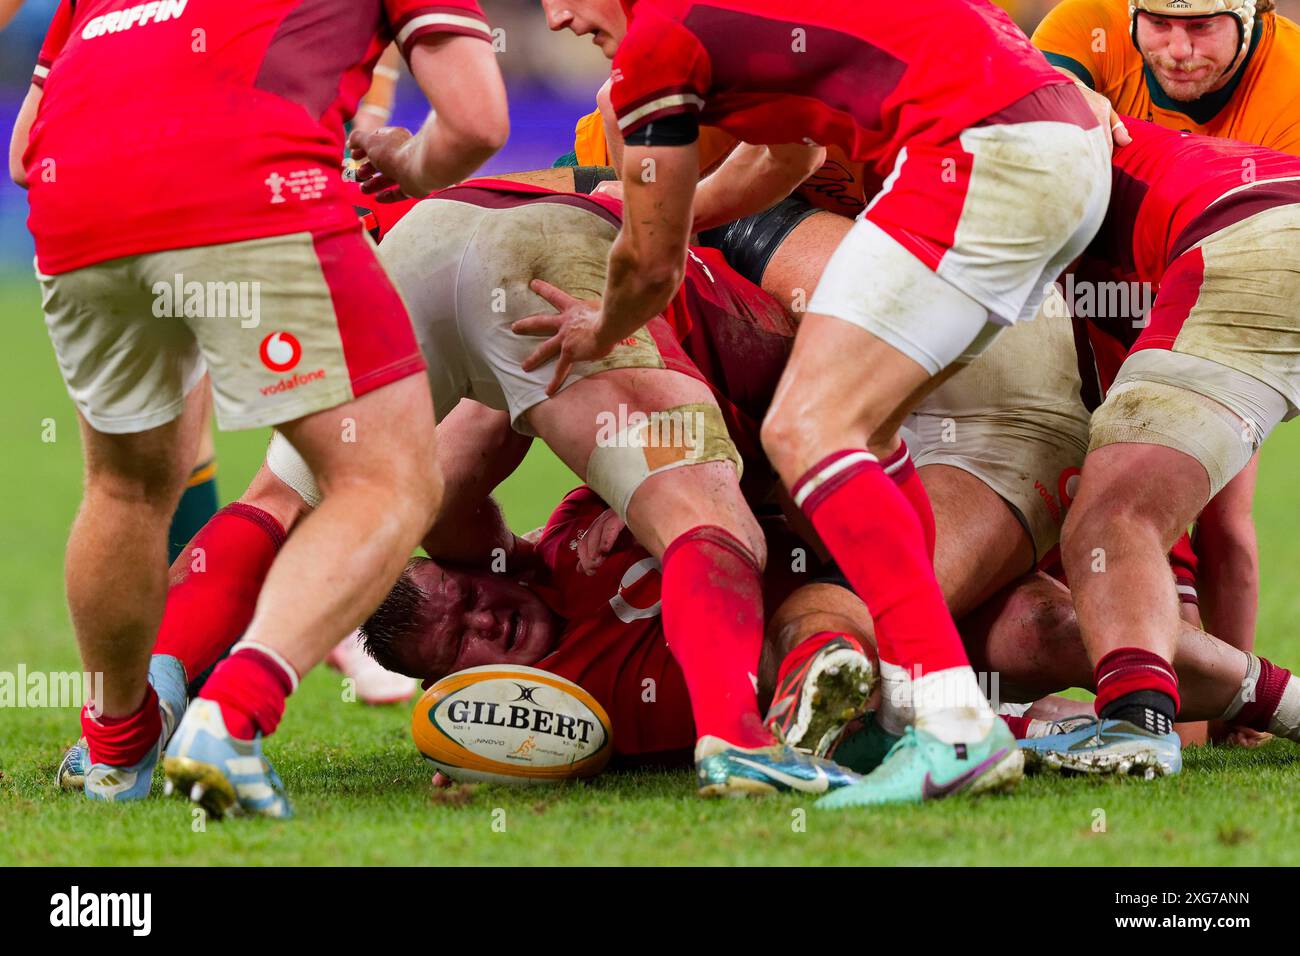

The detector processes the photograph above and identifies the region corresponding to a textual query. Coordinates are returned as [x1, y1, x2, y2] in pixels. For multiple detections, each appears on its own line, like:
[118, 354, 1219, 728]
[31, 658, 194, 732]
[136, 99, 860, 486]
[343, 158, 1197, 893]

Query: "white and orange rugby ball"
[412, 664, 613, 785]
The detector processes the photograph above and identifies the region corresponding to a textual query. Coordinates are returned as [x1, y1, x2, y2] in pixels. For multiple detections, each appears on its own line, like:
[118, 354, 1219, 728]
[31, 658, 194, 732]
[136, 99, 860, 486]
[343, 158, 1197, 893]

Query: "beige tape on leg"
[1088, 380, 1255, 498]
[585, 402, 742, 519]
[264, 430, 322, 509]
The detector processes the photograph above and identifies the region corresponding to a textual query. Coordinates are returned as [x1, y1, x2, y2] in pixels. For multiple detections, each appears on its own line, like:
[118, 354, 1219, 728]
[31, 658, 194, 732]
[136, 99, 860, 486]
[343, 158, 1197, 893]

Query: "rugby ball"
[411, 664, 613, 785]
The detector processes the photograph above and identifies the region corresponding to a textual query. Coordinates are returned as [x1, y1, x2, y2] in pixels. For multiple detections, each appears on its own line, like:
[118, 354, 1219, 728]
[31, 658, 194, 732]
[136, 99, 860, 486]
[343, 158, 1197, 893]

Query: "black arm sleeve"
[623, 111, 700, 148]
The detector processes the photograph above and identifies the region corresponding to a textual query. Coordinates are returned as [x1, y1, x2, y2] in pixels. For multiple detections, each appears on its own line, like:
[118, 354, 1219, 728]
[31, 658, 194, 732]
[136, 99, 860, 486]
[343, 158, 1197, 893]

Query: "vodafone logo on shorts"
[259, 332, 302, 373]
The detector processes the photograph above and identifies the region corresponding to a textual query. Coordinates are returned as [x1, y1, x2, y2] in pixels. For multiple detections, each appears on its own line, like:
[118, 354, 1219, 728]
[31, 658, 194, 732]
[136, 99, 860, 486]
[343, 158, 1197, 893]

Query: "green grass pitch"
[2, 272, 1299, 866]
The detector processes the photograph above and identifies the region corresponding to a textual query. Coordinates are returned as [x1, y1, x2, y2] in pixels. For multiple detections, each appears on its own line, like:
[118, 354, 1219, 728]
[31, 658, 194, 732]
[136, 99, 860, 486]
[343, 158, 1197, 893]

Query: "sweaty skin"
[1135, 12, 1250, 102]
[365, 551, 876, 713]
[379, 559, 561, 680]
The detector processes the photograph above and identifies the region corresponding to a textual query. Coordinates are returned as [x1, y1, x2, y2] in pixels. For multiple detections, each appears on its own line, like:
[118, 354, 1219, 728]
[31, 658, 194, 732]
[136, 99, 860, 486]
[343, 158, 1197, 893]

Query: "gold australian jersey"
[1033, 0, 1300, 154]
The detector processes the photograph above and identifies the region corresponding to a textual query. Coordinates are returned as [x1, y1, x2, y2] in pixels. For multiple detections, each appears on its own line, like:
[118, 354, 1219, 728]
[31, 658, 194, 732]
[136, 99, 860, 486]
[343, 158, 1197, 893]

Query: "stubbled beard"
[1145, 53, 1230, 101]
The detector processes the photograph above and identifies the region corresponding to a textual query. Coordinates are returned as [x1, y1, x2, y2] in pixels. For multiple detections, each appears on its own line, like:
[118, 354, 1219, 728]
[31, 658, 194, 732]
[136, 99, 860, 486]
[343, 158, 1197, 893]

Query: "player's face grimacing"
[361, 559, 561, 684]
[540, 0, 628, 57]
[1134, 13, 1245, 101]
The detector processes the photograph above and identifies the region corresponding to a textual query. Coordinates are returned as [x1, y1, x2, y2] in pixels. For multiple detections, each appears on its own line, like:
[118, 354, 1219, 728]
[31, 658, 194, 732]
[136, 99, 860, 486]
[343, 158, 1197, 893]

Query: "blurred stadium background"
[6, 0, 1300, 866]
[5, 0, 1300, 273]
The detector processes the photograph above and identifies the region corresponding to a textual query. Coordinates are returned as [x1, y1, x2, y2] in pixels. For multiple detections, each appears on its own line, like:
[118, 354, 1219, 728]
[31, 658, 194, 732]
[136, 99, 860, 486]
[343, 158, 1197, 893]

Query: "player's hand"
[576, 508, 626, 576]
[512, 280, 616, 397]
[1208, 720, 1273, 748]
[1074, 82, 1130, 149]
[346, 126, 421, 203]
[592, 180, 624, 201]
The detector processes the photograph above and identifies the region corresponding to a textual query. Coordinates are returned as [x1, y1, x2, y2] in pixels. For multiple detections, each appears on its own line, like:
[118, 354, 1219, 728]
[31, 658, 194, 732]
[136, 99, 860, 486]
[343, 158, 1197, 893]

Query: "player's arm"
[349, 24, 508, 201]
[419, 399, 534, 567]
[513, 139, 700, 394]
[691, 142, 827, 233]
[11, 0, 73, 188]
[604, 140, 700, 335]
[8, 84, 39, 188]
[352, 43, 403, 137]
[1195, 454, 1260, 651]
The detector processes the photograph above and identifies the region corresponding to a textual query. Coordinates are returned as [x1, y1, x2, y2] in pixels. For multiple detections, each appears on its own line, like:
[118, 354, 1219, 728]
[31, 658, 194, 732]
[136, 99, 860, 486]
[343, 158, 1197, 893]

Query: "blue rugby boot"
[695, 735, 863, 797]
[163, 698, 292, 819]
[80, 654, 188, 801]
[1018, 717, 1182, 778]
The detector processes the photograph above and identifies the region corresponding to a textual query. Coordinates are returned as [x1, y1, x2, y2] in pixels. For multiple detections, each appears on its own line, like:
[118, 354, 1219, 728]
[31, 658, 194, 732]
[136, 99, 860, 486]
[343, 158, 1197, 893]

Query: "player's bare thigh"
[761, 310, 967, 478]
[523, 366, 762, 562]
[922, 464, 1035, 621]
[757, 210, 853, 320]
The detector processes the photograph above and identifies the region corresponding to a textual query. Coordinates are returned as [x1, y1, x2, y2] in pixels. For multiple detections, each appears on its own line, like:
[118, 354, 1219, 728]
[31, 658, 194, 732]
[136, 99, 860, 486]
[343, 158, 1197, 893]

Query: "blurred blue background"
[6, 0, 1300, 271]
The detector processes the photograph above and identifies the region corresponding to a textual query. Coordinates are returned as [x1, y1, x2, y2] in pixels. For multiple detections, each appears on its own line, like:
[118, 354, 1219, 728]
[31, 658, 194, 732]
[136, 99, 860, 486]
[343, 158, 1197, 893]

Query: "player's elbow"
[467, 110, 510, 158]
[639, 262, 684, 304]
[612, 244, 682, 302]
[766, 143, 826, 186]
[448, 99, 510, 161]
[8, 134, 28, 188]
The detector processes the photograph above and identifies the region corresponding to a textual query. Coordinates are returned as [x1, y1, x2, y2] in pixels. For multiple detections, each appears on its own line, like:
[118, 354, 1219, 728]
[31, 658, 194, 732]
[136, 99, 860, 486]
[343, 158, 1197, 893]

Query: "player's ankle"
[912, 666, 995, 742]
[1099, 690, 1177, 736]
[198, 644, 298, 741]
[774, 631, 862, 688]
[1093, 647, 1179, 735]
[82, 684, 162, 766]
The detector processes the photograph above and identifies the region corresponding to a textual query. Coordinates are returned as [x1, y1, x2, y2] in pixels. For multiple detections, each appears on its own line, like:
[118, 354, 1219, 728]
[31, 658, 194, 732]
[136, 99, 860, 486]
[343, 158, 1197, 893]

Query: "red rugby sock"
[793, 450, 969, 676]
[1232, 657, 1290, 733]
[880, 441, 936, 561]
[1000, 714, 1033, 740]
[1093, 647, 1180, 716]
[153, 503, 286, 680]
[82, 685, 161, 767]
[198, 646, 298, 740]
[662, 526, 771, 749]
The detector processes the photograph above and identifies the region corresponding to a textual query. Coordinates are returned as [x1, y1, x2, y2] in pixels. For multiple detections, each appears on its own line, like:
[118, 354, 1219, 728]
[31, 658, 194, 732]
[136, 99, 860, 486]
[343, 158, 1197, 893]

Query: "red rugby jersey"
[531, 487, 695, 758]
[608, 0, 1069, 176]
[26, 0, 492, 274]
[1073, 119, 1300, 395]
[529, 487, 818, 758]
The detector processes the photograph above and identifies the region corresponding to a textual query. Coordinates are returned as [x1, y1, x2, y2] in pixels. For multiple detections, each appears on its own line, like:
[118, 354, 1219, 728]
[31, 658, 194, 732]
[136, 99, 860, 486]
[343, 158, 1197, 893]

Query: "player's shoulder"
[627, 0, 694, 25]
[1034, 0, 1130, 41]
[1256, 12, 1300, 75]
[1033, 0, 1133, 90]
[1234, 14, 1300, 153]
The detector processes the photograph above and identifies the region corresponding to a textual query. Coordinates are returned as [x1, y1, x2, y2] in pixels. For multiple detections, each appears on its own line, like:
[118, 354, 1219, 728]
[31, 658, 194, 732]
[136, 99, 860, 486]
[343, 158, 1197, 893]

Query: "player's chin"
[594, 31, 619, 57]
[1152, 67, 1219, 101]
[1163, 80, 1217, 101]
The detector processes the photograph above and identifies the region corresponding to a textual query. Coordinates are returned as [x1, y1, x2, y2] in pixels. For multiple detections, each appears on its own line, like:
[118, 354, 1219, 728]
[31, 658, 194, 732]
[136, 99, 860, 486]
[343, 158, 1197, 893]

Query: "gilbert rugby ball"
[412, 664, 612, 785]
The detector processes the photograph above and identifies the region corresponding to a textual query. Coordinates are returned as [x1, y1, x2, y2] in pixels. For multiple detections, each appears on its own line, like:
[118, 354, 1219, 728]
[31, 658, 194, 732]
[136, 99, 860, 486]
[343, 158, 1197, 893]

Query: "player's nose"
[463, 610, 497, 630]
[1167, 26, 1194, 59]
[545, 4, 575, 32]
